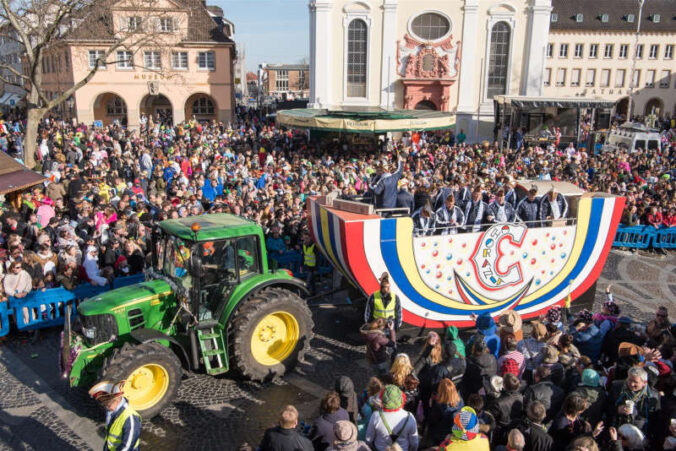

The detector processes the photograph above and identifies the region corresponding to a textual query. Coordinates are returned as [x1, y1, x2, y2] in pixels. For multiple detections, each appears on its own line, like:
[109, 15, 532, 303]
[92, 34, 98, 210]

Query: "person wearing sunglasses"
[646, 306, 673, 348]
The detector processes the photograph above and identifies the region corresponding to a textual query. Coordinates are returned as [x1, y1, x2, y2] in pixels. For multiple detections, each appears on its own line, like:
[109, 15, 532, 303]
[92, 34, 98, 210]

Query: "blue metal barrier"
[270, 251, 333, 280]
[0, 274, 148, 337]
[9, 288, 77, 331]
[613, 226, 653, 249]
[113, 273, 146, 289]
[654, 228, 676, 249]
[0, 301, 10, 337]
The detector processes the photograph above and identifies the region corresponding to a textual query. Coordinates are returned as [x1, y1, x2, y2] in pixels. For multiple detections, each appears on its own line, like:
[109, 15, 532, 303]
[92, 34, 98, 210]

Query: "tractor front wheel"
[101, 342, 182, 418]
[228, 287, 313, 381]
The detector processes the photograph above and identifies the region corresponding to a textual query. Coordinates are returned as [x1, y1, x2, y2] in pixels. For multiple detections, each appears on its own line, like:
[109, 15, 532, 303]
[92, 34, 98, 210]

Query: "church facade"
[309, 0, 552, 141]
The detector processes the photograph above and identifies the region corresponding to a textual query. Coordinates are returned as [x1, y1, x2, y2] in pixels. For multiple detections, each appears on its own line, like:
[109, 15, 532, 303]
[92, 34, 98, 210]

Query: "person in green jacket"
[446, 325, 466, 358]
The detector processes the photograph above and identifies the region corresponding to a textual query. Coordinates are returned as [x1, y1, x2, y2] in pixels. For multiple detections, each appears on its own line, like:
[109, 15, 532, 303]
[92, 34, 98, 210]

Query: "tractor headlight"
[80, 314, 118, 345]
[82, 326, 96, 340]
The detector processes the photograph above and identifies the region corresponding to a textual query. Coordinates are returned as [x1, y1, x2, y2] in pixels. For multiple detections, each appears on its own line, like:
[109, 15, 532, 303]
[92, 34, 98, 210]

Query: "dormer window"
[601, 14, 609, 23]
[626, 14, 635, 23]
[575, 14, 583, 23]
[551, 13, 558, 22]
[127, 16, 142, 32]
[159, 17, 173, 32]
[651, 14, 660, 23]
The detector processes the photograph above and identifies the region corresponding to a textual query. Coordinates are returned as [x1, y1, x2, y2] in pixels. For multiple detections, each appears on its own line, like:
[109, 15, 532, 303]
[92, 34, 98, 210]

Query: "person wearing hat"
[498, 311, 523, 352]
[517, 321, 547, 383]
[468, 313, 500, 359]
[328, 420, 369, 451]
[89, 380, 141, 451]
[571, 369, 607, 427]
[437, 406, 489, 451]
[539, 186, 568, 227]
[602, 316, 643, 365]
[516, 186, 540, 227]
[364, 385, 418, 450]
[83, 245, 108, 286]
[486, 373, 523, 443]
[540, 345, 565, 386]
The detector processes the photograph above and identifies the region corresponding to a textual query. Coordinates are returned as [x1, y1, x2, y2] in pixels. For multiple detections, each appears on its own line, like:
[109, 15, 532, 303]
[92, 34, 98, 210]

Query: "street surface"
[0, 249, 674, 450]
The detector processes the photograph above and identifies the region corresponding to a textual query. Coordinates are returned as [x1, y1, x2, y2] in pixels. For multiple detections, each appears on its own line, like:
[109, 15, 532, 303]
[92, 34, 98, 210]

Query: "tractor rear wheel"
[101, 342, 182, 418]
[228, 287, 313, 381]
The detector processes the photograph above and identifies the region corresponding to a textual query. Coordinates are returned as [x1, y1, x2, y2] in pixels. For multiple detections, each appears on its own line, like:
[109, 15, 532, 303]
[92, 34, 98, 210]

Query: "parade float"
[308, 181, 624, 328]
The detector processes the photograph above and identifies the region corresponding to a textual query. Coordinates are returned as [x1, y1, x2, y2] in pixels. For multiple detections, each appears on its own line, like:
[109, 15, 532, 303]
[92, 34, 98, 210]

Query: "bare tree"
[0, 0, 176, 168]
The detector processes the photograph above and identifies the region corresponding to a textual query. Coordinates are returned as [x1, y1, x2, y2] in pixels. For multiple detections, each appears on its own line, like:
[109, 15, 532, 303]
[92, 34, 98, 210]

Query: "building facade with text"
[309, 0, 553, 141]
[542, 0, 675, 120]
[38, 0, 235, 128]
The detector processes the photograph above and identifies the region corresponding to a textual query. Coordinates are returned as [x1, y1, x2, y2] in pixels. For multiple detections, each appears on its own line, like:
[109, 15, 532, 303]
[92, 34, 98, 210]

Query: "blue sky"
[214, 0, 310, 72]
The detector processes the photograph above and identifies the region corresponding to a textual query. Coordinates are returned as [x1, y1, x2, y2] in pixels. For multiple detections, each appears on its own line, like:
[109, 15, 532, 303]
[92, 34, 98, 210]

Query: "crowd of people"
[251, 291, 676, 451]
[0, 106, 674, 449]
[0, 109, 673, 303]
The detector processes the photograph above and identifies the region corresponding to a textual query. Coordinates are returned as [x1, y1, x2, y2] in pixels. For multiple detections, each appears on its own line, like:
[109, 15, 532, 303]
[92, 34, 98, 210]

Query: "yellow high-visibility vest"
[303, 244, 316, 267]
[373, 291, 395, 319]
[105, 403, 141, 451]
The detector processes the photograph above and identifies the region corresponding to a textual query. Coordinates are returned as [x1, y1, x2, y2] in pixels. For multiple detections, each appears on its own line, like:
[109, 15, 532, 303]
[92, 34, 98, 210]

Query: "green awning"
[276, 108, 455, 133]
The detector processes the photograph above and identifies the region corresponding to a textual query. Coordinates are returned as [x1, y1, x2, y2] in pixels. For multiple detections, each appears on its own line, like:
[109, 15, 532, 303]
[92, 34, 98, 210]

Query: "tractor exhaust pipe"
[189, 329, 200, 369]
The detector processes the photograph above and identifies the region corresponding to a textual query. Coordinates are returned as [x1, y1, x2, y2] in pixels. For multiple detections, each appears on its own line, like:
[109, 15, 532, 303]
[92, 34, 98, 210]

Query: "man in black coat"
[487, 373, 523, 444]
[464, 186, 493, 232]
[523, 365, 564, 423]
[259, 405, 313, 451]
[516, 186, 540, 227]
[517, 401, 554, 451]
[602, 316, 644, 364]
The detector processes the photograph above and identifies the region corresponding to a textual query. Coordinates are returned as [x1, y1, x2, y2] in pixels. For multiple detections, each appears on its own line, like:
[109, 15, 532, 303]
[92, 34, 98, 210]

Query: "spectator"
[646, 306, 672, 348]
[523, 365, 565, 424]
[83, 246, 108, 286]
[607, 366, 660, 432]
[360, 318, 396, 376]
[388, 354, 419, 414]
[517, 401, 554, 451]
[259, 405, 313, 451]
[310, 391, 350, 451]
[549, 395, 589, 449]
[572, 369, 606, 428]
[437, 407, 489, 451]
[3, 261, 32, 298]
[335, 376, 359, 425]
[364, 385, 418, 451]
[487, 373, 523, 444]
[327, 420, 369, 451]
[616, 423, 646, 451]
[469, 313, 501, 359]
[462, 335, 497, 399]
[427, 378, 464, 445]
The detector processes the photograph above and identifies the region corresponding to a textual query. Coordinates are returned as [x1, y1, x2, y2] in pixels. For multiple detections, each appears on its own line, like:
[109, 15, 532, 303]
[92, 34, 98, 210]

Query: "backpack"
[379, 411, 411, 445]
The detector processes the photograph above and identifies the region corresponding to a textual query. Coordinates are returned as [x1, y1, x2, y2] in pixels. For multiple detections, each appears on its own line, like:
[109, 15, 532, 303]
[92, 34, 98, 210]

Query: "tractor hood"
[78, 280, 173, 316]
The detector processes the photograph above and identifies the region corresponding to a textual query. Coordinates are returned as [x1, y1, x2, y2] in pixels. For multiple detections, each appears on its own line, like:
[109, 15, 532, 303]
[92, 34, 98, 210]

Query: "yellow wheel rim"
[250, 311, 299, 366]
[123, 364, 169, 411]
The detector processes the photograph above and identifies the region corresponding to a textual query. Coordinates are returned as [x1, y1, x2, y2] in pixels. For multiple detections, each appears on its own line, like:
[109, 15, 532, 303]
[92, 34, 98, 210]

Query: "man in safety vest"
[302, 233, 318, 294]
[364, 272, 402, 330]
[89, 380, 141, 451]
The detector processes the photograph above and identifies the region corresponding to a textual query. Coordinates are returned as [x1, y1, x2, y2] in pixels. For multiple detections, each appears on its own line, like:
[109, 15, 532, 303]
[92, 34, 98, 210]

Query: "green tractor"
[61, 214, 314, 418]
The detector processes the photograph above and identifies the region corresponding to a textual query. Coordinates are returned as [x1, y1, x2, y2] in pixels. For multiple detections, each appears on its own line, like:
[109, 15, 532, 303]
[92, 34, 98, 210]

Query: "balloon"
[412, 132, 420, 144]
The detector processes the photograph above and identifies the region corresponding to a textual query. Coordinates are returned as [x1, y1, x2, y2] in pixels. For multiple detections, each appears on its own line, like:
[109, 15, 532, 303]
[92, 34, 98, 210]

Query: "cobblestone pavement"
[0, 250, 673, 450]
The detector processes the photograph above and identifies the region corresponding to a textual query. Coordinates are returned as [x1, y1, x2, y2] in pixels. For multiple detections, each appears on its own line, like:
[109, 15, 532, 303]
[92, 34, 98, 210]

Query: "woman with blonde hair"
[427, 378, 464, 445]
[389, 353, 419, 414]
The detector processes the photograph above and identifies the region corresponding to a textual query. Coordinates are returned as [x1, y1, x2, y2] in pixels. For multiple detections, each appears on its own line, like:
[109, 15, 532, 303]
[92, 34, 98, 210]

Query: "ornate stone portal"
[397, 33, 461, 111]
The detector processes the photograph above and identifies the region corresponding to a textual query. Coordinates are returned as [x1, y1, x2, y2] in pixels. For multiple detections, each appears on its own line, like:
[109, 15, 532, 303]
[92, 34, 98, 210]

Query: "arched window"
[346, 19, 367, 98]
[193, 97, 215, 115]
[487, 21, 511, 99]
[106, 97, 126, 116]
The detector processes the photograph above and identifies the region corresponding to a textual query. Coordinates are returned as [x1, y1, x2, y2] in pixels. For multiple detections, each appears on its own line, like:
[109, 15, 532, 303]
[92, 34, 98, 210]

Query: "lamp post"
[626, 0, 645, 123]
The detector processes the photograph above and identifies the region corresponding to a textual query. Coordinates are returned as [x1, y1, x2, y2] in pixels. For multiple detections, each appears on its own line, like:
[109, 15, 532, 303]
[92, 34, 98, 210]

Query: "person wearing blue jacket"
[369, 157, 403, 209]
[570, 310, 604, 362]
[468, 313, 501, 359]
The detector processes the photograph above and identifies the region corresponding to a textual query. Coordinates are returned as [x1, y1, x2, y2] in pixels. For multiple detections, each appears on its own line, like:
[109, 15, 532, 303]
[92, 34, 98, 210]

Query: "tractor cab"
[154, 230, 260, 323]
